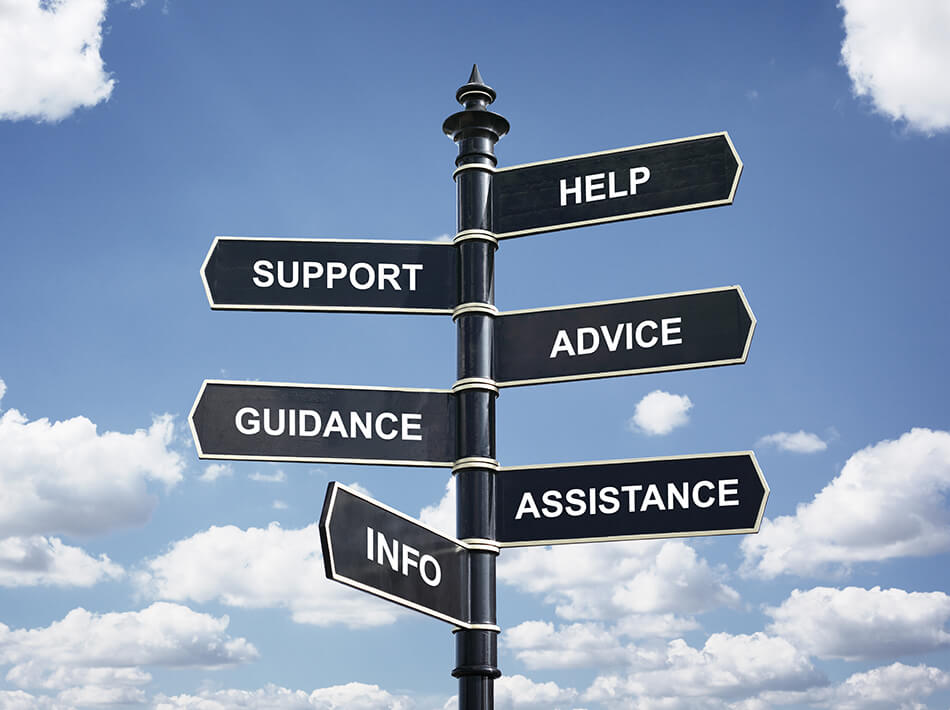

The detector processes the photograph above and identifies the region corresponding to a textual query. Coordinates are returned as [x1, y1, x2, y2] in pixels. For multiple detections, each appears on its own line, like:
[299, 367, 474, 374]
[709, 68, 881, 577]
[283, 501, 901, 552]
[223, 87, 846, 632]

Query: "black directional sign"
[492, 132, 742, 239]
[494, 286, 754, 387]
[202, 237, 458, 314]
[320, 482, 472, 627]
[496, 453, 768, 547]
[190, 380, 456, 467]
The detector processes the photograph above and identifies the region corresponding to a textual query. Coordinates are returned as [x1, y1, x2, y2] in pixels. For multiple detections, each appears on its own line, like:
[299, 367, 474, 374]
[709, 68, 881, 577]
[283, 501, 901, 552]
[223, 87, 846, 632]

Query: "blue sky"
[1, 0, 949, 708]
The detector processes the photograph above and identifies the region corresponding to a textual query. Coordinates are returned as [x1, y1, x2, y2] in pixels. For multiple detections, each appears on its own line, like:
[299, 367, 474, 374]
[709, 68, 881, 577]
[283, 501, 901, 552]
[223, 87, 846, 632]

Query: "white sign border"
[493, 131, 743, 239]
[320, 481, 474, 629]
[495, 451, 770, 548]
[201, 236, 457, 314]
[189, 379, 456, 468]
[494, 285, 756, 388]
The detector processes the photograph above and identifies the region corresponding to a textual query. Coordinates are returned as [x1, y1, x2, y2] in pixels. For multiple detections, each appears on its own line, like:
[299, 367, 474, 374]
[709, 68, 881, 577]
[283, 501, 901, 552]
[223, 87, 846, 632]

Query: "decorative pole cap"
[455, 64, 497, 107]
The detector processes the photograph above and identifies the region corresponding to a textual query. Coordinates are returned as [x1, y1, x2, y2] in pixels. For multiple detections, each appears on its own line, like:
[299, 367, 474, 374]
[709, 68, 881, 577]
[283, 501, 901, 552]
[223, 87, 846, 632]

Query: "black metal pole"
[443, 65, 509, 710]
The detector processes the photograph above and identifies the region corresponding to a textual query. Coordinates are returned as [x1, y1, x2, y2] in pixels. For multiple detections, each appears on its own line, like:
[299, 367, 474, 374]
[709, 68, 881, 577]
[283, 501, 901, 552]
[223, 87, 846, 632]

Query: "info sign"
[495, 453, 769, 547]
[202, 237, 458, 314]
[494, 286, 755, 387]
[492, 132, 742, 238]
[190, 380, 456, 467]
[320, 482, 473, 628]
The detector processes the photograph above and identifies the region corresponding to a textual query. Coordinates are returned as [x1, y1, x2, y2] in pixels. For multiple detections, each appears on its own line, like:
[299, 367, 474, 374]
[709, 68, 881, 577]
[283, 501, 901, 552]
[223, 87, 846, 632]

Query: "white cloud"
[494, 675, 580, 710]
[759, 662, 950, 709]
[0, 407, 184, 537]
[272, 500, 288, 510]
[0, 535, 123, 587]
[741, 428, 950, 577]
[503, 620, 668, 671]
[0, 603, 257, 698]
[155, 682, 418, 710]
[757, 430, 827, 454]
[136, 522, 401, 628]
[0, 378, 6, 406]
[840, 0, 950, 134]
[418, 476, 455, 535]
[199, 463, 233, 482]
[249, 470, 287, 483]
[628, 391, 692, 436]
[766, 586, 950, 660]
[0, 0, 115, 122]
[498, 540, 738, 622]
[582, 633, 824, 709]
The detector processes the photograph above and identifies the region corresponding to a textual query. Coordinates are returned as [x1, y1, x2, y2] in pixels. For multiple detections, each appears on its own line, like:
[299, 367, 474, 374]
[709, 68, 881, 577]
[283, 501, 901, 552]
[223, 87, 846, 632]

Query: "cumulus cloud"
[759, 662, 950, 709]
[199, 463, 233, 482]
[443, 675, 580, 710]
[840, 0, 950, 134]
[418, 476, 455, 535]
[156, 682, 418, 710]
[741, 428, 950, 578]
[0, 603, 257, 701]
[136, 522, 401, 628]
[0, 378, 6, 405]
[583, 632, 824, 709]
[0, 535, 123, 587]
[249, 470, 287, 483]
[503, 620, 668, 671]
[628, 390, 692, 436]
[766, 586, 950, 660]
[757, 430, 827, 454]
[0, 405, 184, 537]
[0, 0, 115, 122]
[498, 539, 738, 622]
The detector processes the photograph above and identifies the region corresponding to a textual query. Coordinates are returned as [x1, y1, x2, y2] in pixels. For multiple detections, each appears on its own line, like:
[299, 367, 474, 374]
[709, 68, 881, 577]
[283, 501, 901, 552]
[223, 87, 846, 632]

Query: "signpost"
[190, 380, 456, 467]
[202, 237, 458, 314]
[494, 286, 755, 387]
[320, 482, 473, 628]
[495, 453, 768, 547]
[194, 66, 765, 710]
[492, 132, 742, 239]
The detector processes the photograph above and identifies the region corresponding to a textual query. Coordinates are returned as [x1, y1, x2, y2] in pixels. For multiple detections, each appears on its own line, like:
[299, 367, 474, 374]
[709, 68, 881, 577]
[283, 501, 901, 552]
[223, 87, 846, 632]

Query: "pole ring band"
[452, 163, 497, 179]
[453, 229, 498, 247]
[456, 89, 495, 105]
[452, 457, 500, 473]
[461, 538, 501, 554]
[452, 625, 502, 634]
[452, 378, 499, 395]
[453, 302, 498, 319]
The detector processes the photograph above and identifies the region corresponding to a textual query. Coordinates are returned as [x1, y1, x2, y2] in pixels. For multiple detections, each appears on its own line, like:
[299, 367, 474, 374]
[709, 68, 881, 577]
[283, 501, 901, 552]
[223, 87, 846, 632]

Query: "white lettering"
[515, 492, 541, 520]
[719, 478, 740, 507]
[375, 412, 399, 440]
[576, 327, 600, 355]
[549, 329, 576, 358]
[420, 555, 441, 586]
[693, 481, 716, 508]
[560, 176, 582, 206]
[349, 262, 375, 290]
[585, 173, 606, 202]
[235, 407, 260, 435]
[636, 320, 659, 348]
[662, 317, 683, 346]
[629, 166, 650, 193]
[252, 260, 274, 288]
[401, 413, 422, 441]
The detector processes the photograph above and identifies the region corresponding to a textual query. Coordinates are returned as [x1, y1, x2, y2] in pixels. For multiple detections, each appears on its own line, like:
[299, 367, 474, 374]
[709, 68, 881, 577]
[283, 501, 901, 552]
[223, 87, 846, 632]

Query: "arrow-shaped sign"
[492, 132, 742, 239]
[190, 380, 456, 467]
[202, 237, 458, 314]
[496, 453, 768, 547]
[494, 286, 755, 387]
[320, 482, 473, 628]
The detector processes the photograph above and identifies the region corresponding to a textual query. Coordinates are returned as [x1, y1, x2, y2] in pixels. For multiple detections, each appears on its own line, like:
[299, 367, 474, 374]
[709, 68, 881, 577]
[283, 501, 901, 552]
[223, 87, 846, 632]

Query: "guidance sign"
[190, 380, 456, 467]
[320, 482, 472, 628]
[492, 132, 742, 238]
[494, 286, 755, 387]
[496, 453, 769, 547]
[202, 237, 458, 313]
